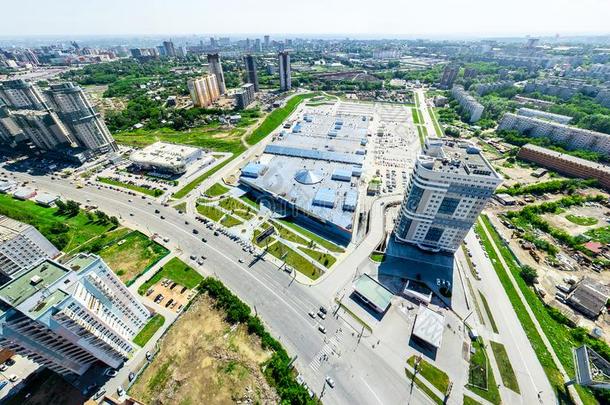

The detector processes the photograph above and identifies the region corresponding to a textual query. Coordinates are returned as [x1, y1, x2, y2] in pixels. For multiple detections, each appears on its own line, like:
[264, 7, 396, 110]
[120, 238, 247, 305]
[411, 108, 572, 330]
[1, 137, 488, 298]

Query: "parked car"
[319, 306, 328, 315]
[128, 372, 135, 381]
[317, 311, 326, 320]
[104, 368, 117, 377]
[117, 386, 125, 396]
[93, 388, 106, 400]
[308, 311, 316, 319]
[318, 325, 327, 334]
[325, 376, 335, 388]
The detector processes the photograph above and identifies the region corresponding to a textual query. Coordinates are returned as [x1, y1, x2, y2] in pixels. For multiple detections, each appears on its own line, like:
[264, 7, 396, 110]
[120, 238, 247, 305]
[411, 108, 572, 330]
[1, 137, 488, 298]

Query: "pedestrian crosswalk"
[308, 329, 345, 372]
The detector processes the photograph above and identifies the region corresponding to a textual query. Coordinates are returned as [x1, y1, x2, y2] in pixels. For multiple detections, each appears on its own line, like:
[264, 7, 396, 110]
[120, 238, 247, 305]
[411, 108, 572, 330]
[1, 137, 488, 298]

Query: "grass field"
[412, 108, 421, 124]
[298, 247, 337, 268]
[246, 93, 317, 145]
[277, 219, 345, 252]
[240, 195, 260, 209]
[565, 214, 598, 226]
[196, 204, 225, 222]
[428, 107, 444, 136]
[404, 369, 443, 405]
[138, 257, 203, 295]
[98, 177, 163, 197]
[476, 217, 597, 405]
[134, 314, 165, 347]
[270, 220, 309, 245]
[173, 202, 186, 212]
[173, 154, 234, 198]
[98, 231, 169, 283]
[219, 197, 256, 220]
[478, 291, 499, 334]
[129, 295, 278, 404]
[205, 182, 230, 197]
[407, 356, 450, 394]
[584, 226, 610, 244]
[0, 194, 115, 252]
[467, 339, 501, 405]
[417, 125, 426, 147]
[490, 341, 520, 393]
[463, 395, 482, 405]
[113, 124, 246, 155]
[220, 214, 243, 228]
[370, 252, 386, 262]
[267, 241, 322, 279]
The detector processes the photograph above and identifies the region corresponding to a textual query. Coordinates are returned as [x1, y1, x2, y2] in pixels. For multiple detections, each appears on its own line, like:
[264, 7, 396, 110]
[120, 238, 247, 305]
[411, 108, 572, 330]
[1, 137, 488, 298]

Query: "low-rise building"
[451, 85, 484, 123]
[567, 278, 610, 319]
[517, 143, 610, 190]
[130, 141, 206, 174]
[516, 107, 573, 125]
[499, 113, 610, 155]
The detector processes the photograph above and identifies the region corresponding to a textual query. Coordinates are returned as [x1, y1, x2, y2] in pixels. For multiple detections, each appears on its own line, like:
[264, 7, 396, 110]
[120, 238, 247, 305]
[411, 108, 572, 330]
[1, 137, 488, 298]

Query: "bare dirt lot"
[542, 204, 610, 237]
[146, 280, 193, 312]
[129, 295, 278, 405]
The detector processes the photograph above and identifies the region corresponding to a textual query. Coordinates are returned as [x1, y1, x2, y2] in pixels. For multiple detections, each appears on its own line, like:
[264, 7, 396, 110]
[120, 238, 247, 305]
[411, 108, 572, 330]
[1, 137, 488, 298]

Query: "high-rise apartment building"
[44, 83, 118, 154]
[264, 35, 270, 48]
[187, 74, 220, 107]
[394, 138, 502, 253]
[439, 65, 459, 89]
[0, 79, 117, 158]
[0, 216, 60, 279]
[207, 54, 226, 95]
[235, 83, 255, 110]
[0, 79, 48, 110]
[244, 55, 259, 92]
[162, 40, 176, 58]
[278, 51, 291, 91]
[0, 253, 151, 376]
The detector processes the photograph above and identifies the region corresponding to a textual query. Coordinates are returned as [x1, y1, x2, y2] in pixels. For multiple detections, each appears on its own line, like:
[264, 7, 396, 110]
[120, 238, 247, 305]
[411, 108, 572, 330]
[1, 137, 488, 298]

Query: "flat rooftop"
[423, 138, 500, 179]
[353, 274, 393, 312]
[0, 215, 30, 242]
[130, 141, 203, 169]
[0, 260, 69, 307]
[412, 304, 445, 348]
[64, 253, 97, 271]
[240, 107, 369, 230]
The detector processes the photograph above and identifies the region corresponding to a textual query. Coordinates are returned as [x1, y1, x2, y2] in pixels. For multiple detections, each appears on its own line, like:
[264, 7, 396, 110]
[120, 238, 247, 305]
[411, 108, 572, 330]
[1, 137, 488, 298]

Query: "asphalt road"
[1, 168, 432, 405]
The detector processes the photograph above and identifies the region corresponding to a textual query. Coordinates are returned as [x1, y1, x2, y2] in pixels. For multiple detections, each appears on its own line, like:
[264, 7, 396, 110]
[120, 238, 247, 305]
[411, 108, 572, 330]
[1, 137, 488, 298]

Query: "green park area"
[490, 341, 520, 393]
[265, 240, 323, 280]
[412, 108, 421, 124]
[96, 231, 169, 284]
[98, 177, 163, 197]
[467, 338, 500, 405]
[406, 356, 450, 395]
[138, 257, 203, 295]
[277, 219, 345, 253]
[565, 214, 598, 226]
[219, 197, 256, 220]
[204, 182, 230, 197]
[0, 194, 115, 252]
[196, 204, 225, 222]
[133, 314, 165, 347]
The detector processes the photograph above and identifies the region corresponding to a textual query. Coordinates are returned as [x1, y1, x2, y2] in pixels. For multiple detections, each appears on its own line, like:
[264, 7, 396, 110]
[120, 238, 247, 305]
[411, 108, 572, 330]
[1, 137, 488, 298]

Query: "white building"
[394, 138, 502, 253]
[0, 253, 151, 376]
[451, 85, 484, 123]
[516, 107, 573, 124]
[130, 141, 206, 174]
[498, 113, 610, 155]
[0, 216, 60, 279]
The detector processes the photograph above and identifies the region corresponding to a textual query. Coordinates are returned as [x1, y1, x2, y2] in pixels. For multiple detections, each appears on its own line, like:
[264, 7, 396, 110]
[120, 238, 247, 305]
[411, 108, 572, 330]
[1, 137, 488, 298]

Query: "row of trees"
[497, 178, 598, 196]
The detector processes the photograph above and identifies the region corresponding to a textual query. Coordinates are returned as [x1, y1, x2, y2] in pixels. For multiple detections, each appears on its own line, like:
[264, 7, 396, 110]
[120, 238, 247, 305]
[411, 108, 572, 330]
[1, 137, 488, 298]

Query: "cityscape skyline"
[2, 0, 610, 37]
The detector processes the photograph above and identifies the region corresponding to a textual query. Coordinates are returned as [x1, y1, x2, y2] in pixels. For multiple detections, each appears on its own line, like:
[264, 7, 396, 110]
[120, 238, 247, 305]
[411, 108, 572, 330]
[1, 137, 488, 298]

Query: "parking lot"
[145, 278, 195, 313]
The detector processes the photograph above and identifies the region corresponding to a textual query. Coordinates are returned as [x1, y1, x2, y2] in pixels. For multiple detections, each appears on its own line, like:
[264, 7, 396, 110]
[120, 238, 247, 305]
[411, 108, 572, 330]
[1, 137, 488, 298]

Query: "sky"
[2, 0, 609, 38]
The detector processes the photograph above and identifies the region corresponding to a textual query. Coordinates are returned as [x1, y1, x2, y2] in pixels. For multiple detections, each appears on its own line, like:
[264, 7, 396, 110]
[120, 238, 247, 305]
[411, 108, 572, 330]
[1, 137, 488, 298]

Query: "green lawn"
[271, 220, 309, 245]
[478, 291, 499, 334]
[138, 257, 203, 295]
[404, 369, 443, 405]
[252, 228, 276, 248]
[98, 231, 169, 284]
[220, 214, 243, 228]
[246, 93, 317, 145]
[476, 217, 597, 405]
[298, 247, 337, 268]
[277, 219, 345, 253]
[428, 107, 444, 136]
[133, 314, 165, 347]
[98, 177, 163, 197]
[467, 339, 501, 405]
[219, 197, 256, 220]
[196, 204, 225, 222]
[565, 214, 598, 226]
[463, 395, 482, 405]
[266, 241, 323, 280]
[204, 182, 230, 197]
[240, 195, 260, 209]
[370, 252, 386, 262]
[417, 125, 426, 147]
[113, 124, 246, 155]
[412, 108, 421, 124]
[407, 356, 450, 394]
[584, 226, 610, 244]
[490, 341, 520, 394]
[173, 202, 186, 213]
[0, 194, 115, 252]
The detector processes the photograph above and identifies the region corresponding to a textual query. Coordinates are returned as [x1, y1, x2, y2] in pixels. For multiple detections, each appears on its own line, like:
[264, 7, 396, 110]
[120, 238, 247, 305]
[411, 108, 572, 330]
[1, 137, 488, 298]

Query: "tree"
[55, 199, 67, 214]
[95, 210, 108, 223]
[520, 265, 538, 285]
[65, 200, 80, 217]
[109, 216, 119, 227]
